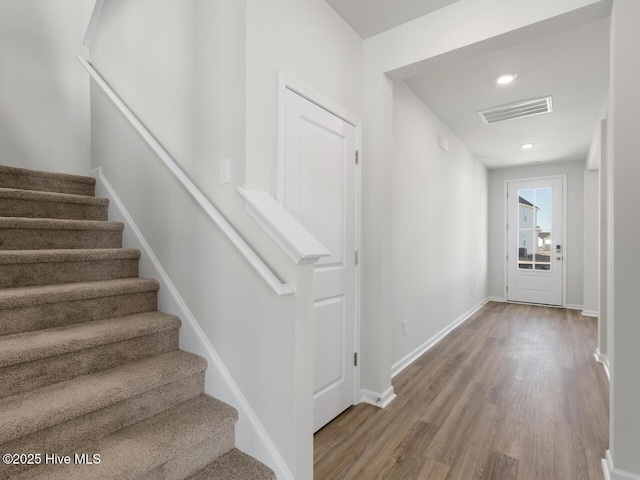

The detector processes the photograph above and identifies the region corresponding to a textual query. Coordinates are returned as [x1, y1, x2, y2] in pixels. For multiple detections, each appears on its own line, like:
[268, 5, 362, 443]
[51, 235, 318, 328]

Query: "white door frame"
[503, 174, 568, 307]
[275, 70, 362, 406]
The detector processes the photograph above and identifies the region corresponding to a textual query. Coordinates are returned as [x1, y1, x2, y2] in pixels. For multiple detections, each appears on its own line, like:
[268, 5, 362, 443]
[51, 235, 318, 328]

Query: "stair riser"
[0, 259, 138, 289]
[138, 426, 236, 480]
[0, 330, 179, 399]
[0, 291, 158, 336]
[0, 174, 95, 196]
[0, 198, 107, 221]
[0, 229, 122, 250]
[0, 373, 205, 480]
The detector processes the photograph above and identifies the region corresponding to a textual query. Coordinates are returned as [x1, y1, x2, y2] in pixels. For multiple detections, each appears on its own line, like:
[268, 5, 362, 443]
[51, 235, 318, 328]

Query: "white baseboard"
[594, 349, 611, 381]
[603, 450, 640, 480]
[361, 386, 396, 408]
[566, 304, 584, 310]
[487, 296, 505, 303]
[582, 310, 599, 317]
[91, 168, 293, 480]
[391, 298, 489, 378]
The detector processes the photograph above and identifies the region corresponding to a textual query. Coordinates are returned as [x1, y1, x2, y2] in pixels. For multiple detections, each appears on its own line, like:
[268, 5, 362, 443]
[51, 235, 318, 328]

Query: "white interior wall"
[600, 117, 611, 361]
[487, 160, 585, 307]
[583, 168, 599, 315]
[245, 0, 363, 193]
[609, 0, 640, 476]
[391, 81, 488, 368]
[0, 0, 92, 174]
[89, 0, 246, 216]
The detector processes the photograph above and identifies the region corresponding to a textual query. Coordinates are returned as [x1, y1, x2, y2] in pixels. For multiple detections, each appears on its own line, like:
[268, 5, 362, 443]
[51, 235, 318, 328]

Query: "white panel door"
[284, 88, 357, 432]
[507, 178, 564, 306]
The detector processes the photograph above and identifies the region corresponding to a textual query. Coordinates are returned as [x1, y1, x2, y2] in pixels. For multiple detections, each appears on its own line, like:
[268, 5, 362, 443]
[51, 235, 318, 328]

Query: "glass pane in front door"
[518, 187, 552, 272]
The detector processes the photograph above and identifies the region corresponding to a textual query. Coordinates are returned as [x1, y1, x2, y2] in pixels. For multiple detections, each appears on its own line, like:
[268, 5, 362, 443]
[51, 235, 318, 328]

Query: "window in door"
[517, 187, 552, 271]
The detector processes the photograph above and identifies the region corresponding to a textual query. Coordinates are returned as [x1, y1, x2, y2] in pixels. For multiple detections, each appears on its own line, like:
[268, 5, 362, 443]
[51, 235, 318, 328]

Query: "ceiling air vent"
[478, 96, 553, 125]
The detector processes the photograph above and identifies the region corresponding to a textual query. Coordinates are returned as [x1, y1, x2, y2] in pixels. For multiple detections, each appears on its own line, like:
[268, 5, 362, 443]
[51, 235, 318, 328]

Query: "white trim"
[603, 450, 640, 480]
[361, 386, 396, 408]
[78, 56, 294, 297]
[237, 188, 329, 265]
[504, 174, 568, 307]
[91, 168, 293, 480]
[275, 70, 363, 407]
[505, 301, 564, 308]
[487, 296, 506, 303]
[354, 121, 362, 408]
[391, 298, 488, 378]
[594, 348, 611, 381]
[582, 310, 600, 317]
[83, 0, 105, 48]
[566, 304, 584, 311]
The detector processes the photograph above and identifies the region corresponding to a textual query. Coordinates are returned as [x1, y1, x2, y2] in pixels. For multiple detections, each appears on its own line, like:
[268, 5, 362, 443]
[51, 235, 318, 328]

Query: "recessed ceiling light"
[521, 143, 534, 150]
[497, 74, 516, 85]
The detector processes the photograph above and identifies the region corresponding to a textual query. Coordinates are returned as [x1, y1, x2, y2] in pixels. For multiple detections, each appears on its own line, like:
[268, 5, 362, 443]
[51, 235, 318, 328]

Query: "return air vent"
[478, 96, 553, 124]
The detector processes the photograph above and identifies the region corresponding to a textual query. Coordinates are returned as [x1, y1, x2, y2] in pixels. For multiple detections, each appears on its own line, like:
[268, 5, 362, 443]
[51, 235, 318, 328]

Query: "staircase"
[0, 165, 275, 480]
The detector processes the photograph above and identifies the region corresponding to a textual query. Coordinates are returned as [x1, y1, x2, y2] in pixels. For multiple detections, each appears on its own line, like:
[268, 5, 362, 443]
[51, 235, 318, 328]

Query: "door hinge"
[506, 223, 509, 230]
[355, 150, 360, 165]
[506, 285, 509, 292]
[506, 255, 509, 262]
[354, 352, 358, 366]
[355, 251, 359, 265]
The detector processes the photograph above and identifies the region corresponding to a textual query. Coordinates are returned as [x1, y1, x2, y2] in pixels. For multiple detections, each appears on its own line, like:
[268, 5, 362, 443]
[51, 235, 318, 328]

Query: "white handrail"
[77, 56, 295, 296]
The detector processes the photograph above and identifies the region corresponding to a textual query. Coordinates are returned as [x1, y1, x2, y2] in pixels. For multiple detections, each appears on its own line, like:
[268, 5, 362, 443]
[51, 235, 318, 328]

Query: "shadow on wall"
[0, 0, 90, 173]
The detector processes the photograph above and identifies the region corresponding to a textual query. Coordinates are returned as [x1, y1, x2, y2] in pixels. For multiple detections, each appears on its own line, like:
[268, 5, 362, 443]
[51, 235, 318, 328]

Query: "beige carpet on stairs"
[0, 165, 275, 480]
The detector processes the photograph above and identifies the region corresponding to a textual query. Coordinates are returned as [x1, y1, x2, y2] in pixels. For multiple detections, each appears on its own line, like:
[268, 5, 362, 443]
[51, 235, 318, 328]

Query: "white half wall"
[0, 0, 92, 174]
[391, 81, 488, 369]
[90, 81, 303, 478]
[488, 160, 585, 306]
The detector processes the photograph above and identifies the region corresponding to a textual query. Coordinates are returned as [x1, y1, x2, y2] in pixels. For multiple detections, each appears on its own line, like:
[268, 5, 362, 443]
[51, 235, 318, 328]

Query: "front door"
[283, 87, 358, 432]
[507, 177, 564, 306]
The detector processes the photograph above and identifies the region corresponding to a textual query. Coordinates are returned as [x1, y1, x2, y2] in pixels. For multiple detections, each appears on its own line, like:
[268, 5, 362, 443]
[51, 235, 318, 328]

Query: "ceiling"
[326, 0, 460, 38]
[405, 17, 610, 169]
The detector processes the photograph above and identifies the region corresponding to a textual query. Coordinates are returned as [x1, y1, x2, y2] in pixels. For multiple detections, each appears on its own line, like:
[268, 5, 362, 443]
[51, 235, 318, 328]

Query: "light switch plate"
[220, 158, 230, 185]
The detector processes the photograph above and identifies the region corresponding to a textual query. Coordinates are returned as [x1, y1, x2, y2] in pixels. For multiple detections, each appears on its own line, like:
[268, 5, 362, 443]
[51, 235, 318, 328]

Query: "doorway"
[277, 72, 361, 432]
[506, 176, 566, 306]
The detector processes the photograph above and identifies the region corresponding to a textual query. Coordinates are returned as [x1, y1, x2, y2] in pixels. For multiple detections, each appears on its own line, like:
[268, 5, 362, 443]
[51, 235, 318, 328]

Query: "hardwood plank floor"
[314, 302, 609, 480]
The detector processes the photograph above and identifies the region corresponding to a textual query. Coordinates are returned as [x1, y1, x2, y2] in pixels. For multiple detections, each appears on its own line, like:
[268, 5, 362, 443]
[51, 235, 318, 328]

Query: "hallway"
[314, 302, 609, 479]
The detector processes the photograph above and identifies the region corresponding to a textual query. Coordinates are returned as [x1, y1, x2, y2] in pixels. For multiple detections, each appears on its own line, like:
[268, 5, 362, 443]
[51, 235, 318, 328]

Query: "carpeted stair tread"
[0, 218, 124, 250]
[186, 449, 276, 480]
[0, 350, 207, 444]
[0, 217, 124, 231]
[0, 312, 181, 368]
[16, 395, 238, 480]
[0, 248, 140, 264]
[0, 166, 95, 196]
[0, 187, 106, 205]
[0, 188, 108, 221]
[0, 165, 95, 186]
[0, 278, 159, 310]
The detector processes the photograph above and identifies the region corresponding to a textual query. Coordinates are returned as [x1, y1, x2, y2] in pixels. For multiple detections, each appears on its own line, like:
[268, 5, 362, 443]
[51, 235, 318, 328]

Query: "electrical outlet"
[402, 320, 408, 336]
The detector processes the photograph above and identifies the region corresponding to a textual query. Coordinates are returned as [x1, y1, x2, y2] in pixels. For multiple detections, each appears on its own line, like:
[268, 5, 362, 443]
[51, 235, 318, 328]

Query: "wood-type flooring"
[314, 302, 609, 480]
